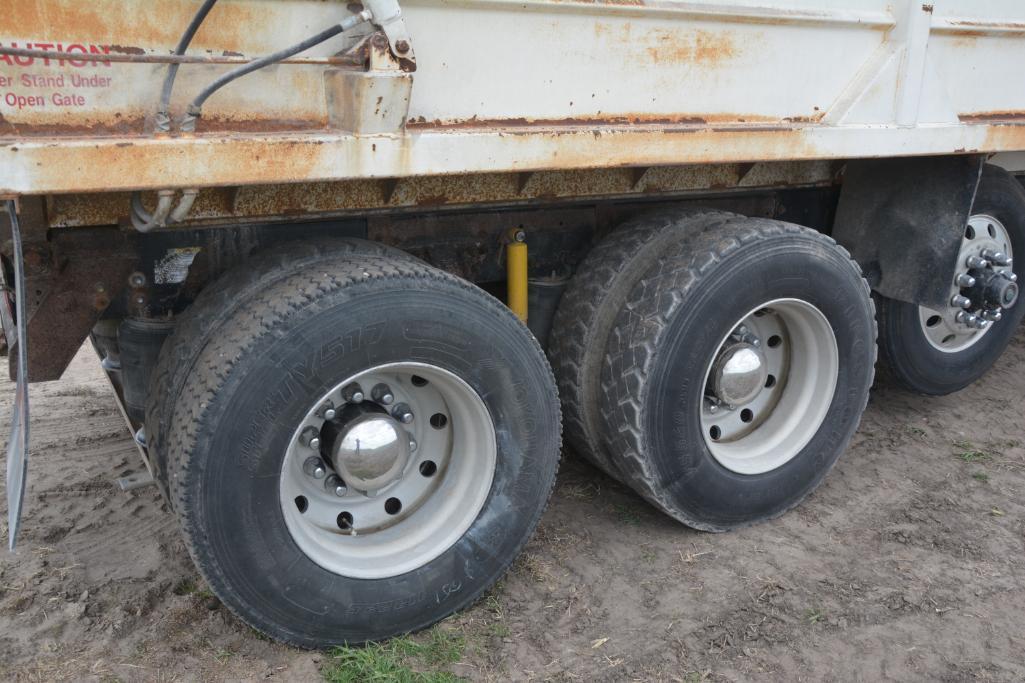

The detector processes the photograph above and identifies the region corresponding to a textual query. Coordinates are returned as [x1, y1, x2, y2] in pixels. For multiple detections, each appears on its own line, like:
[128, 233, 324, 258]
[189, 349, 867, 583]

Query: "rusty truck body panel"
[2, 0, 1025, 206]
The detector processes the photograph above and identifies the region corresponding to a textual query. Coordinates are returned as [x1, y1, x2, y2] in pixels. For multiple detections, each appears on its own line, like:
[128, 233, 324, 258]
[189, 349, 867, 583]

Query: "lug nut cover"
[392, 403, 414, 424]
[303, 456, 327, 479]
[372, 383, 395, 405]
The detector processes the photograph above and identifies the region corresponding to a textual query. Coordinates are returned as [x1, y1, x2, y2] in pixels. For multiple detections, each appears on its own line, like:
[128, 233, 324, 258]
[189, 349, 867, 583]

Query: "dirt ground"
[2, 328, 1024, 682]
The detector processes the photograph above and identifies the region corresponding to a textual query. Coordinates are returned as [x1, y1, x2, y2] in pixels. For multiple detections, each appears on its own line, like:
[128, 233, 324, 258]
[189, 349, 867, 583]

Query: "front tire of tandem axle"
[158, 253, 561, 646]
[876, 165, 1025, 396]
[599, 218, 877, 531]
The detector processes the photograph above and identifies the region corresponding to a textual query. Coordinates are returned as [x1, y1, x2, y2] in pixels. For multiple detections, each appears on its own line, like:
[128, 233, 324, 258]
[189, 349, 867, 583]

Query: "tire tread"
[598, 217, 877, 531]
[162, 252, 560, 647]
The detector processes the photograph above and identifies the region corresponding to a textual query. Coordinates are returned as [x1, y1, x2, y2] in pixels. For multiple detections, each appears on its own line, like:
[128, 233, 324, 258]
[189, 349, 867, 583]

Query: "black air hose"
[183, 10, 371, 128]
[157, 0, 220, 127]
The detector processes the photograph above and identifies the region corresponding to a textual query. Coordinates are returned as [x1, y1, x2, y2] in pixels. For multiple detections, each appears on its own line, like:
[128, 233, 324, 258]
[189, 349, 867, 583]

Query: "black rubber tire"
[145, 238, 414, 502]
[549, 209, 733, 475]
[877, 165, 1025, 396]
[599, 218, 876, 531]
[161, 253, 561, 647]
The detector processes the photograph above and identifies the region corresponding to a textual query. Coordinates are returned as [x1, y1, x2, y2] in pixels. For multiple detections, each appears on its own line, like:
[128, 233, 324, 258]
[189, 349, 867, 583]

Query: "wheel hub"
[919, 214, 1016, 352]
[701, 300, 838, 475]
[278, 363, 497, 579]
[968, 268, 1018, 311]
[329, 414, 411, 492]
[711, 343, 768, 407]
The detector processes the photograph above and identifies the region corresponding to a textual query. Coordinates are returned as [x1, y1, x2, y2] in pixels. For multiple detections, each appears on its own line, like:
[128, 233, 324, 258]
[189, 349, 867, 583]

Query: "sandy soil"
[2, 329, 1024, 682]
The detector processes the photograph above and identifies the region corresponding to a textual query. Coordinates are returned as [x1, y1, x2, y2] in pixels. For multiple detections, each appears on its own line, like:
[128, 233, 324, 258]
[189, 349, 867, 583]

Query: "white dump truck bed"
[2, 0, 1025, 196]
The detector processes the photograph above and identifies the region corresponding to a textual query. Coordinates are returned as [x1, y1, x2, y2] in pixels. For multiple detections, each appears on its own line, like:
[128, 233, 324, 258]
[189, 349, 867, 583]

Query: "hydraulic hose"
[157, 0, 220, 129]
[140, 1, 219, 230]
[169, 189, 200, 223]
[130, 190, 176, 232]
[183, 10, 371, 129]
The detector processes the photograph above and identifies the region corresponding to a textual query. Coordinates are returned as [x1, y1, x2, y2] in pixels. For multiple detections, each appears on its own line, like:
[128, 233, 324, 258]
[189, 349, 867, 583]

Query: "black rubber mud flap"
[833, 154, 986, 310]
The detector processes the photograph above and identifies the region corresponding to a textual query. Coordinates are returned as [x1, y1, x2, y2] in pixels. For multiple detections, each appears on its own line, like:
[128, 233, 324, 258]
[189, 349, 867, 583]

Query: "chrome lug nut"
[1010, 273, 1019, 283]
[951, 294, 972, 309]
[324, 474, 347, 497]
[966, 255, 989, 270]
[392, 403, 414, 424]
[300, 426, 321, 450]
[342, 382, 365, 404]
[318, 401, 338, 421]
[980, 249, 1012, 267]
[974, 318, 991, 330]
[303, 456, 327, 479]
[956, 273, 977, 288]
[371, 383, 394, 405]
[734, 331, 761, 347]
[409, 436, 418, 452]
[955, 310, 978, 327]
[981, 309, 1003, 322]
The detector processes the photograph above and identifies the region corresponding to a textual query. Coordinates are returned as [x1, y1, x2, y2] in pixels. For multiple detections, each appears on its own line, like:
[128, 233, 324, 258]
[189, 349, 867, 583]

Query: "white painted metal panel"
[1, 0, 1024, 194]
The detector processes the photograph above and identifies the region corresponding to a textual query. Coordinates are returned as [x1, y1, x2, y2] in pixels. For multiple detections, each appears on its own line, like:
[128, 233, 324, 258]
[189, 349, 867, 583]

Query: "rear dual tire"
[151, 247, 561, 646]
[553, 214, 876, 530]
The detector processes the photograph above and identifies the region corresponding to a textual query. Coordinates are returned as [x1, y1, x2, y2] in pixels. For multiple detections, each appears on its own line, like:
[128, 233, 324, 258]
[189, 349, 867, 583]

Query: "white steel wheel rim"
[279, 362, 496, 579]
[919, 214, 1014, 353]
[700, 299, 839, 475]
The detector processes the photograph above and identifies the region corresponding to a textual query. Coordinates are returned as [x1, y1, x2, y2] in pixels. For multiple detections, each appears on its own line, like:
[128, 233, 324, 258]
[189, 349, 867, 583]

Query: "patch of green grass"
[322, 630, 464, 683]
[488, 621, 511, 639]
[172, 576, 215, 600]
[804, 608, 825, 624]
[482, 594, 503, 616]
[954, 441, 992, 463]
[972, 471, 989, 482]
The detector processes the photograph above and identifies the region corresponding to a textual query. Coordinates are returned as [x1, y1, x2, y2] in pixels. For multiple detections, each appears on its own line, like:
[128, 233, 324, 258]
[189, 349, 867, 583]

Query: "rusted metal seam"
[431, 0, 896, 28]
[932, 17, 1025, 36]
[2, 123, 1021, 196]
[0, 46, 357, 66]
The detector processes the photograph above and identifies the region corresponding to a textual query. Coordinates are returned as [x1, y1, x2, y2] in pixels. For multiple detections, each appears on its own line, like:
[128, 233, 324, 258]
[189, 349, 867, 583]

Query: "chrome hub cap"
[330, 414, 411, 493]
[701, 299, 839, 475]
[711, 343, 769, 407]
[280, 362, 496, 579]
[919, 214, 1016, 353]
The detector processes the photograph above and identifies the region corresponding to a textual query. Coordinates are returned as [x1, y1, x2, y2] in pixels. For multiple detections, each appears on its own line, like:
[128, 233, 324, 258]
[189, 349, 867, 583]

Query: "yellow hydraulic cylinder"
[506, 232, 528, 323]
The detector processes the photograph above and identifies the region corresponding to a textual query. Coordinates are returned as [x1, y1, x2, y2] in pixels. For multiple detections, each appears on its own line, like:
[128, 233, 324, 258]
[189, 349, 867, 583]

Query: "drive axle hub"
[329, 414, 411, 492]
[279, 362, 497, 579]
[711, 343, 768, 407]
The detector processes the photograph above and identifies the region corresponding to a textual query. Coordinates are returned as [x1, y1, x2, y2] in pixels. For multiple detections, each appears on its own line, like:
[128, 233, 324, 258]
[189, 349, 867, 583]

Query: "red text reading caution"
[0, 41, 112, 67]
